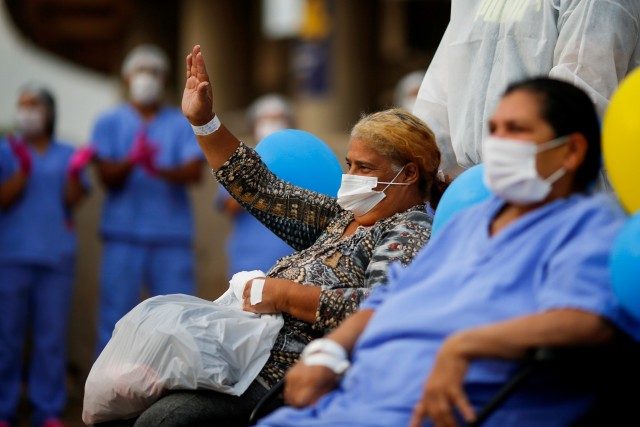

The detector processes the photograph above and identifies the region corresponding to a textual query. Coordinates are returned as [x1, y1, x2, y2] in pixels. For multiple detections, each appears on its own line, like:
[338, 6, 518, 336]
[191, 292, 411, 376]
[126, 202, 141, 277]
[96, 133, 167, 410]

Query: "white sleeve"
[550, 0, 640, 118]
[413, 24, 462, 176]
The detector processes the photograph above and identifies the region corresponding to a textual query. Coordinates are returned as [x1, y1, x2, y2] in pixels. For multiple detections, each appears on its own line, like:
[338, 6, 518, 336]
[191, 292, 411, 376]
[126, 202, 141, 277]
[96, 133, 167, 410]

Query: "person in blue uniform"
[258, 78, 640, 427]
[90, 44, 205, 355]
[0, 84, 91, 427]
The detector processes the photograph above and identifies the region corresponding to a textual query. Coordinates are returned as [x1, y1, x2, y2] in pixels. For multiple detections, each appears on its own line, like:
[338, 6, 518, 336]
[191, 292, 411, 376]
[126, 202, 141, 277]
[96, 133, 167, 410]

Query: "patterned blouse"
[215, 142, 432, 387]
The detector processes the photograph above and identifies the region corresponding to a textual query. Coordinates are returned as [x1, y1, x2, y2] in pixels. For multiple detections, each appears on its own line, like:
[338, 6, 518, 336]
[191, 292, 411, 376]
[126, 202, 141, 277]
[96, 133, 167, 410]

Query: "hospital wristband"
[191, 115, 221, 136]
[301, 339, 350, 375]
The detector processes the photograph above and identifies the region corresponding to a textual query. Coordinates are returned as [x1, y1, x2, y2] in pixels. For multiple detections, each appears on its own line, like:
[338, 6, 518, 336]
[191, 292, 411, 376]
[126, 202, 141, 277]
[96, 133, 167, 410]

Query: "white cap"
[247, 94, 294, 125]
[393, 70, 426, 109]
[121, 44, 170, 77]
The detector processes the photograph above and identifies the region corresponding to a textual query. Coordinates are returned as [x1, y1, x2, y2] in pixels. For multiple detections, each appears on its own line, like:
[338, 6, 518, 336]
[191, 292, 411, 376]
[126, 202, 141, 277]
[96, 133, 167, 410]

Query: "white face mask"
[130, 72, 163, 106]
[15, 107, 46, 137]
[254, 118, 289, 142]
[337, 167, 409, 216]
[482, 135, 569, 205]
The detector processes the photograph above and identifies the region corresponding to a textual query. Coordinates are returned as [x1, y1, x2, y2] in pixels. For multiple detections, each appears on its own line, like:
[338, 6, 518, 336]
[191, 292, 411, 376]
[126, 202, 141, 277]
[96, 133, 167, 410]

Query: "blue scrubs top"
[0, 138, 87, 268]
[262, 193, 640, 427]
[0, 140, 16, 180]
[90, 103, 203, 243]
[215, 186, 294, 277]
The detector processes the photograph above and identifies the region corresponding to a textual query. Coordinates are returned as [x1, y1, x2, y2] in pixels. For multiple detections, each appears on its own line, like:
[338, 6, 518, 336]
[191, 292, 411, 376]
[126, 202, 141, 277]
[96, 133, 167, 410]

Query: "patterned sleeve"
[215, 142, 343, 251]
[314, 210, 432, 331]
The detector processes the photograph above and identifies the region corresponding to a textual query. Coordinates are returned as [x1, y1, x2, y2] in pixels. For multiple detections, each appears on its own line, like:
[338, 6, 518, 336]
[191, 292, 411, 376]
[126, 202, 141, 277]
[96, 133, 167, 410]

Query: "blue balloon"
[611, 212, 640, 321]
[255, 129, 343, 196]
[431, 164, 492, 238]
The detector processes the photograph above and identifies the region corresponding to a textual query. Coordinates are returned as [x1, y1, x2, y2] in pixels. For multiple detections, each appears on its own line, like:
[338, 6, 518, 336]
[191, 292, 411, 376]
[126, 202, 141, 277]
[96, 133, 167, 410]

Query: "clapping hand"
[182, 45, 215, 126]
[67, 146, 96, 181]
[129, 130, 159, 175]
[7, 135, 32, 175]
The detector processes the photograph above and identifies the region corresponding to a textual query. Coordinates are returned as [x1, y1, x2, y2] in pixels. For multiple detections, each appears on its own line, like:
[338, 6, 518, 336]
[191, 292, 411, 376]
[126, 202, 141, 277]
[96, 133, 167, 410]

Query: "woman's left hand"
[242, 277, 283, 314]
[409, 334, 476, 427]
[182, 45, 214, 126]
[242, 277, 321, 323]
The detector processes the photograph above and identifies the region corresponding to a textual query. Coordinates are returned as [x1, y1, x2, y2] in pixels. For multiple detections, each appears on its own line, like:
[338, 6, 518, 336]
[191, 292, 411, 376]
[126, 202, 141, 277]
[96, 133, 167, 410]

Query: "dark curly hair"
[504, 77, 601, 191]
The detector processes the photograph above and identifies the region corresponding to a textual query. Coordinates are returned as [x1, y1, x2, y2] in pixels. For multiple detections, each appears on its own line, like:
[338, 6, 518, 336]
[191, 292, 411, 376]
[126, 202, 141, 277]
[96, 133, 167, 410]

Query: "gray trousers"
[92, 379, 280, 427]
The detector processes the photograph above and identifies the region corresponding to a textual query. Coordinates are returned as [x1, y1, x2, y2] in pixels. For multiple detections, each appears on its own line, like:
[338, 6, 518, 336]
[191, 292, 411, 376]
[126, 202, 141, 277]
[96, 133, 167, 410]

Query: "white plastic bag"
[82, 285, 283, 425]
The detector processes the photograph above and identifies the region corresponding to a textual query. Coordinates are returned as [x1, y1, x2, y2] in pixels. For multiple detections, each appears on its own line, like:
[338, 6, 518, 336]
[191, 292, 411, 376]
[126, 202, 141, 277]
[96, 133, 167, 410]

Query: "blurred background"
[0, 0, 449, 425]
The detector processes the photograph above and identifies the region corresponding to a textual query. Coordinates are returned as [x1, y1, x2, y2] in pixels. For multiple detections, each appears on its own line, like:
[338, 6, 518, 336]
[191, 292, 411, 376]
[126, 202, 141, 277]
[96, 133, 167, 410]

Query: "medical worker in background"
[214, 94, 297, 277]
[0, 84, 92, 427]
[247, 94, 296, 145]
[90, 44, 205, 355]
[394, 70, 426, 113]
[415, 0, 640, 179]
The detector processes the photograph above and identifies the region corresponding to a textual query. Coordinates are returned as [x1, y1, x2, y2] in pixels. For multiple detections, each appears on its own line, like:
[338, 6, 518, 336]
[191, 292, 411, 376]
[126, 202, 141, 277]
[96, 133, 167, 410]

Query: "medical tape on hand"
[229, 270, 265, 302]
[250, 278, 265, 305]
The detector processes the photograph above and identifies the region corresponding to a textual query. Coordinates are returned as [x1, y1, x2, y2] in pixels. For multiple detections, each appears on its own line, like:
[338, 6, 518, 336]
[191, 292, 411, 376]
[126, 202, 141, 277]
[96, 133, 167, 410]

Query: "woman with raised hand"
[92, 45, 448, 427]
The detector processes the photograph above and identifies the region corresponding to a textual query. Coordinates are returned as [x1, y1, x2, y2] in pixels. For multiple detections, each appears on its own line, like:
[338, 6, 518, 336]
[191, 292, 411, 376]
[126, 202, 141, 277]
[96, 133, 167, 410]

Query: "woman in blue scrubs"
[259, 78, 640, 427]
[0, 85, 91, 427]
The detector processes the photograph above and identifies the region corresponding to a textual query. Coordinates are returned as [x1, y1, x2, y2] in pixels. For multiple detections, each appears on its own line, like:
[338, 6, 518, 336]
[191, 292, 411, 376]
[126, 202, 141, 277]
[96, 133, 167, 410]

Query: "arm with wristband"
[283, 309, 375, 408]
[182, 45, 244, 171]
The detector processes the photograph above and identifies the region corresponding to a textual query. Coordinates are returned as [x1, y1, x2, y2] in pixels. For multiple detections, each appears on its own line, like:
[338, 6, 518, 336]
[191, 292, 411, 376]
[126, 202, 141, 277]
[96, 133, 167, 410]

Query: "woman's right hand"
[182, 45, 215, 126]
[283, 361, 339, 408]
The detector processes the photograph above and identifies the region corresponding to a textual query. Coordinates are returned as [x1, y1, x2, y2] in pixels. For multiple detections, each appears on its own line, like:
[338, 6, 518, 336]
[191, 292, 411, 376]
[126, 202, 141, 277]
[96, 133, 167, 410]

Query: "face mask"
[337, 167, 409, 216]
[254, 118, 289, 142]
[482, 135, 569, 204]
[130, 72, 163, 106]
[15, 107, 45, 137]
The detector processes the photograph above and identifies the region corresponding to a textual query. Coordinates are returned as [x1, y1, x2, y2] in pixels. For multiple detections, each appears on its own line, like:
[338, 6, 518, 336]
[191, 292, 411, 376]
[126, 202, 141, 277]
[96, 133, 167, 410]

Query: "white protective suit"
[414, 0, 640, 176]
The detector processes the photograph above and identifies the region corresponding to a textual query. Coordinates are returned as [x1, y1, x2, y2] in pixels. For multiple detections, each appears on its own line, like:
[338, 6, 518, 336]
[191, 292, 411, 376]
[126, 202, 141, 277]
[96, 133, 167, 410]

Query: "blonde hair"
[350, 108, 447, 206]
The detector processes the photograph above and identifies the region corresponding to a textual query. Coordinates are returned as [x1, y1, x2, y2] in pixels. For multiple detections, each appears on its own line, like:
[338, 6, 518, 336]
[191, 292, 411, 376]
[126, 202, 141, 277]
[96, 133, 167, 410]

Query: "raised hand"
[181, 44, 243, 170]
[182, 45, 214, 126]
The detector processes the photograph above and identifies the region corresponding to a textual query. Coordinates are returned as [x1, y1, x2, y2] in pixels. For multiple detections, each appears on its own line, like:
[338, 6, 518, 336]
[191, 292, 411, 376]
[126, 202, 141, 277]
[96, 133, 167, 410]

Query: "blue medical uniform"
[0, 139, 87, 427]
[91, 103, 204, 354]
[260, 193, 640, 427]
[215, 186, 294, 277]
